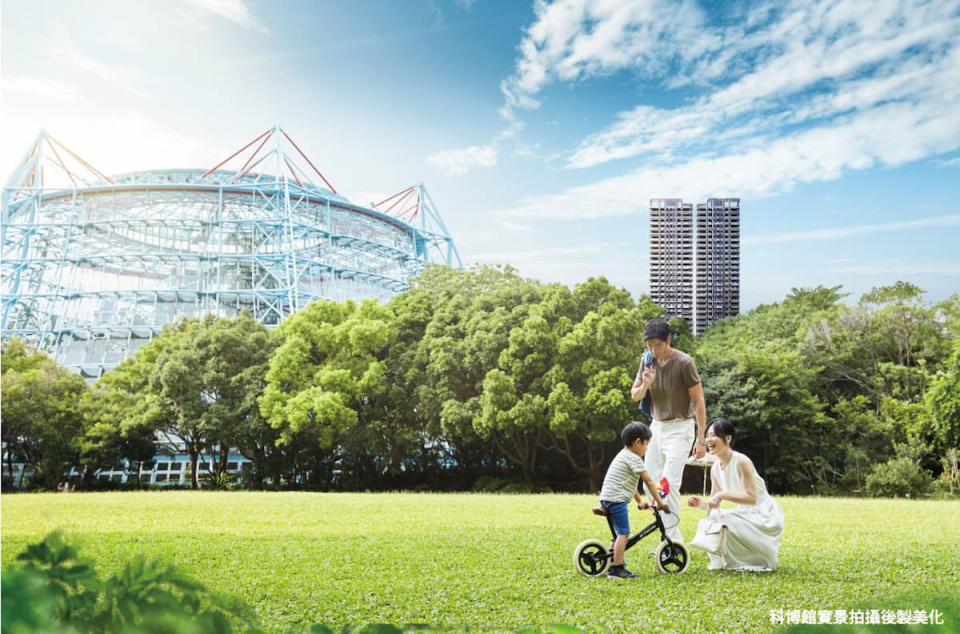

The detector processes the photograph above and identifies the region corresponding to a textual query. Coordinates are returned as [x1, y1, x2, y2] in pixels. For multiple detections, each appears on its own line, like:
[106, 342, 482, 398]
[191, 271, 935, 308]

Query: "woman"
[687, 418, 784, 571]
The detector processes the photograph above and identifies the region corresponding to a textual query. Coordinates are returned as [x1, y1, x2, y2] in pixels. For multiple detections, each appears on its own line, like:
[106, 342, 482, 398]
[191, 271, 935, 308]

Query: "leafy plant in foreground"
[3, 531, 249, 634]
[3, 531, 587, 634]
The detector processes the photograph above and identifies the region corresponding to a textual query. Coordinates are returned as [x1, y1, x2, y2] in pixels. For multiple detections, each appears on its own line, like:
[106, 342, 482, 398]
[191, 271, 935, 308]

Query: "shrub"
[865, 457, 934, 497]
[2, 532, 249, 634]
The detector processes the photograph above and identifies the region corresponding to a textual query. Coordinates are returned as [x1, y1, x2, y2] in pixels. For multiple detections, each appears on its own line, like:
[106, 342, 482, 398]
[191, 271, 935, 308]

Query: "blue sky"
[2, 0, 958, 309]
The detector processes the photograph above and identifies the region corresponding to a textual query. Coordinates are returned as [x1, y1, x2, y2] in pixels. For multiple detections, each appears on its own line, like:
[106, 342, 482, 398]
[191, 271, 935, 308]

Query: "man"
[631, 318, 706, 542]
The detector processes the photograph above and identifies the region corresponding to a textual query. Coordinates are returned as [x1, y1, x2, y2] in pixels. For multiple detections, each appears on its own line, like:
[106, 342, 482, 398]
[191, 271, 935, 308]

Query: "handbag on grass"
[690, 510, 726, 554]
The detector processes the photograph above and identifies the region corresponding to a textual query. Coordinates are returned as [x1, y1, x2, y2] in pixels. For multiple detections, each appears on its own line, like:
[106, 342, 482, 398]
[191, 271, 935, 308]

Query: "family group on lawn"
[599, 318, 785, 578]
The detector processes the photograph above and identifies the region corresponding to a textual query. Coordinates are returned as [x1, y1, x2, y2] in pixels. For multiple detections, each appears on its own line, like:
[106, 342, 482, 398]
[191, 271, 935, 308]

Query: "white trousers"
[643, 418, 695, 542]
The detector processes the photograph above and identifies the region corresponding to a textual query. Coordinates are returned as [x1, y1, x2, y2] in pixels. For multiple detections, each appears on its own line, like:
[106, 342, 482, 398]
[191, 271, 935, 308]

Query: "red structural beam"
[47, 134, 115, 184]
[200, 128, 271, 179]
[374, 186, 419, 221]
[281, 130, 337, 194]
[230, 132, 273, 183]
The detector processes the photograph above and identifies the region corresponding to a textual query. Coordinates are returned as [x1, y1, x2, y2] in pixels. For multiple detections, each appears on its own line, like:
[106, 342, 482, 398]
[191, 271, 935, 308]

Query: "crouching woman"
[688, 418, 784, 571]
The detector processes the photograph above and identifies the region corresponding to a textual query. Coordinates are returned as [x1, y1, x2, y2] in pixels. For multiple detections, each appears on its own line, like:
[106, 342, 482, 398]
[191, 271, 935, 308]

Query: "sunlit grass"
[2, 492, 958, 632]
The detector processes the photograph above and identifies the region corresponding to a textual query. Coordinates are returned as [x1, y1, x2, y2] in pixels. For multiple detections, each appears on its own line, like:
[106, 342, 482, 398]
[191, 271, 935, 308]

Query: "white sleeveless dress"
[707, 451, 784, 571]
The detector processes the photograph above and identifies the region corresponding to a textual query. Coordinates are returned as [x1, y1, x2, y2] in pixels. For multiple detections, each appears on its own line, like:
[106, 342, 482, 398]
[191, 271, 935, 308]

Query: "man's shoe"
[607, 565, 638, 578]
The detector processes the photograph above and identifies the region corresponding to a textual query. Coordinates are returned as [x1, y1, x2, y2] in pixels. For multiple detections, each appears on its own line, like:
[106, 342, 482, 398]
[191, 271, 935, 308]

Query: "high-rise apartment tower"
[696, 198, 740, 335]
[648, 199, 694, 325]
[648, 198, 740, 335]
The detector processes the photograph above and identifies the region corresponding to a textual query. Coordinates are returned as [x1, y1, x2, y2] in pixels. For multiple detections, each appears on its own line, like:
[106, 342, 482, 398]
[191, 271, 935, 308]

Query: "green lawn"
[2, 492, 958, 633]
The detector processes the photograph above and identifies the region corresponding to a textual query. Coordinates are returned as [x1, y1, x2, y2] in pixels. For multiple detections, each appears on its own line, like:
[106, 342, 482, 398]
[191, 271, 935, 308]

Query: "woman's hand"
[708, 493, 724, 510]
[687, 495, 704, 509]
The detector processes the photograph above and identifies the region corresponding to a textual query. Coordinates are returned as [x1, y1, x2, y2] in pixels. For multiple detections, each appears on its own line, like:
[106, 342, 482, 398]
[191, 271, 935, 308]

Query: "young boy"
[599, 421, 669, 578]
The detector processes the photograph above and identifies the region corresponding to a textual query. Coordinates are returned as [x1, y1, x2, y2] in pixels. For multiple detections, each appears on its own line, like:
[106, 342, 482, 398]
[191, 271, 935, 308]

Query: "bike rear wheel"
[573, 539, 610, 576]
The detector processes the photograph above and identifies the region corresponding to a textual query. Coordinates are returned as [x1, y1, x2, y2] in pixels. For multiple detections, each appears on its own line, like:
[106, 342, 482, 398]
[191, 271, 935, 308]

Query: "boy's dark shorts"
[600, 500, 630, 536]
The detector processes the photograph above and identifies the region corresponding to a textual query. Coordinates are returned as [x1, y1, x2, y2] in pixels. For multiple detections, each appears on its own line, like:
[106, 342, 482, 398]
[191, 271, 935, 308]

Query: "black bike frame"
[602, 508, 674, 558]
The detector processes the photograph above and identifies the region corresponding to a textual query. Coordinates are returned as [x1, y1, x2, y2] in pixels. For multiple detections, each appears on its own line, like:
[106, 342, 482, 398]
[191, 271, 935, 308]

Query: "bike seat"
[592, 506, 609, 517]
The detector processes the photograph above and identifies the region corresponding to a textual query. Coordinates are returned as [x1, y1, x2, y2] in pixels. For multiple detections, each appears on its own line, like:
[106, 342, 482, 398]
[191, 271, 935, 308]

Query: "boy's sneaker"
[607, 565, 638, 579]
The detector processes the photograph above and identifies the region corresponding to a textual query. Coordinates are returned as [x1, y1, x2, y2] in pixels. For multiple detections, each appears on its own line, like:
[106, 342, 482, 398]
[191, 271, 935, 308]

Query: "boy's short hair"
[642, 318, 671, 342]
[621, 421, 652, 446]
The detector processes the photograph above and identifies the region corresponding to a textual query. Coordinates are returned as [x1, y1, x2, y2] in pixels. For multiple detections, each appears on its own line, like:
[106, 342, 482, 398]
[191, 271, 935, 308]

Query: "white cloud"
[427, 143, 497, 176]
[48, 33, 140, 83]
[441, 0, 959, 210]
[500, 0, 710, 121]
[497, 220, 534, 232]
[460, 0, 960, 226]
[743, 215, 960, 245]
[58, 112, 208, 175]
[178, 0, 269, 33]
[2, 76, 79, 102]
[426, 120, 523, 176]
[565, 0, 960, 168]
[1, 111, 211, 192]
[494, 87, 960, 221]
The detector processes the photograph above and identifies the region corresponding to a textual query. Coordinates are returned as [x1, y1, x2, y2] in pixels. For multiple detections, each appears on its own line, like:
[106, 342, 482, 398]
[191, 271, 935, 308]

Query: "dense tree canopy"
[2, 271, 957, 496]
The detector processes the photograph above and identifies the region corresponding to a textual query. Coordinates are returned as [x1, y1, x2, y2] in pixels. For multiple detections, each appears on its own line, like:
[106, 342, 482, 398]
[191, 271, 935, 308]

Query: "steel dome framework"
[1, 127, 461, 378]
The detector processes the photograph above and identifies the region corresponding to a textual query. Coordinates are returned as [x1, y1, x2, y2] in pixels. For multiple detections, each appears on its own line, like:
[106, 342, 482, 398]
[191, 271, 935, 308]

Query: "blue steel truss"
[1, 127, 462, 378]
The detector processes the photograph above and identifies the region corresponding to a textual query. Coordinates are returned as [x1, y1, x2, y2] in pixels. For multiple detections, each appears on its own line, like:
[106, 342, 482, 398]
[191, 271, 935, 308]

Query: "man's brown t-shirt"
[635, 349, 701, 421]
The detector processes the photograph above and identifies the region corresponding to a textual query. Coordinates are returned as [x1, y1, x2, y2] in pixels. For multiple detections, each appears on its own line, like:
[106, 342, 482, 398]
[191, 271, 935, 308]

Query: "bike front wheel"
[654, 540, 690, 574]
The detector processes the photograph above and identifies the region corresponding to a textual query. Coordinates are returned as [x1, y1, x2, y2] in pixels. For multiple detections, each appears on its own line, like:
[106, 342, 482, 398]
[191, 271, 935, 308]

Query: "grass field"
[2, 492, 958, 633]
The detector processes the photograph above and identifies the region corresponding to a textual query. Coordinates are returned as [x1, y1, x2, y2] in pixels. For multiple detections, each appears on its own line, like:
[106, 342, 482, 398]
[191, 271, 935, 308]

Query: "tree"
[397, 266, 547, 485]
[1, 339, 87, 490]
[476, 308, 555, 485]
[147, 313, 275, 488]
[80, 360, 160, 485]
[926, 337, 960, 455]
[260, 298, 396, 486]
[829, 395, 894, 491]
[542, 279, 661, 489]
[696, 291, 840, 494]
[87, 313, 275, 489]
[183, 312, 276, 487]
[699, 343, 831, 493]
[429, 267, 547, 484]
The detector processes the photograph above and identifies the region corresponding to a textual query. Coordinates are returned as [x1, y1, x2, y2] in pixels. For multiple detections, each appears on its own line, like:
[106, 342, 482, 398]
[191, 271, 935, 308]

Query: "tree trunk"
[41, 459, 61, 492]
[218, 443, 229, 483]
[5, 449, 13, 487]
[589, 450, 602, 493]
[189, 447, 199, 489]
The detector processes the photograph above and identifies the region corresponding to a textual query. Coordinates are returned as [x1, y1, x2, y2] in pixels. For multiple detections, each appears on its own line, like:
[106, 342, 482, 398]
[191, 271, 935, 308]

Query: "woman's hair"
[706, 417, 736, 445]
[621, 421, 653, 446]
